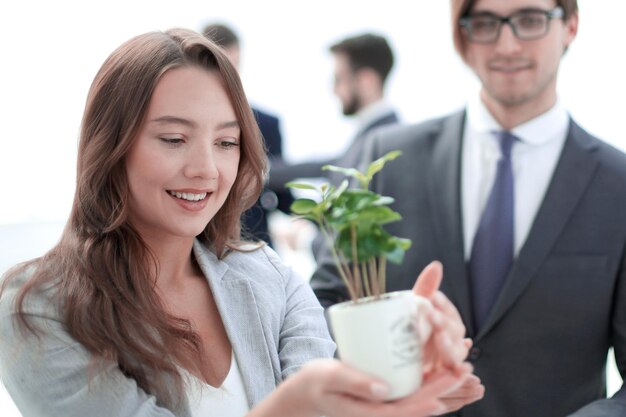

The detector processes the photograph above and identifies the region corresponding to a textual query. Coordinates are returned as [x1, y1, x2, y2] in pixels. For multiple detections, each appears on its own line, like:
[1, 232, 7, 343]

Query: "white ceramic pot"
[328, 290, 432, 400]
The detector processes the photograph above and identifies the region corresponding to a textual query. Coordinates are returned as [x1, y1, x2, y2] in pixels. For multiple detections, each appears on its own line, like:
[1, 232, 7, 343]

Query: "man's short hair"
[330, 33, 394, 85]
[202, 23, 239, 49]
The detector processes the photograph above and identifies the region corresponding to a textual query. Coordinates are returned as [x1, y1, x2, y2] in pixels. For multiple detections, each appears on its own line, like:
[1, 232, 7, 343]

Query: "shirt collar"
[467, 95, 569, 146]
[355, 99, 395, 131]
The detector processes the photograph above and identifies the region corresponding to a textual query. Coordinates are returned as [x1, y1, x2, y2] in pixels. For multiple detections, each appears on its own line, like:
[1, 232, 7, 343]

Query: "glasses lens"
[511, 12, 549, 39]
[468, 16, 500, 42]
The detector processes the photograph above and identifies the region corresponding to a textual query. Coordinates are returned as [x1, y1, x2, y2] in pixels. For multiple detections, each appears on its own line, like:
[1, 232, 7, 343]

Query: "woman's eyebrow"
[150, 115, 197, 128]
[150, 117, 240, 130]
[217, 120, 240, 130]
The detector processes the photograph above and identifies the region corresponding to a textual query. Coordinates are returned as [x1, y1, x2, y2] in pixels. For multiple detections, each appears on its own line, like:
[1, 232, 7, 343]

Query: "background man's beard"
[342, 94, 361, 116]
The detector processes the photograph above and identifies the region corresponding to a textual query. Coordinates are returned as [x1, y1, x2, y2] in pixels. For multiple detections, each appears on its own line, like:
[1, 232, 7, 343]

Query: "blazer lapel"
[428, 111, 476, 335]
[193, 242, 275, 408]
[476, 120, 600, 339]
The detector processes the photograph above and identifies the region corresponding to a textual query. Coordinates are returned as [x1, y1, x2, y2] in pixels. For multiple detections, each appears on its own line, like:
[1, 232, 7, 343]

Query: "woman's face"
[125, 65, 241, 242]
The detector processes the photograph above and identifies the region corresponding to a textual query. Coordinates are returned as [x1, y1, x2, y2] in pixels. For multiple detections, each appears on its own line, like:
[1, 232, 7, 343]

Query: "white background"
[0, 1, 624, 415]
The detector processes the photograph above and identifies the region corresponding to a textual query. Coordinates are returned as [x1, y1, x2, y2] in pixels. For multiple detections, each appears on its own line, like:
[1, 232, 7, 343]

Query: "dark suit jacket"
[241, 108, 294, 247]
[310, 110, 626, 417]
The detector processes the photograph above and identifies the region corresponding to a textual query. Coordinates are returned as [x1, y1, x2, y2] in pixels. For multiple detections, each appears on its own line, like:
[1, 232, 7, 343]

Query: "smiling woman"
[0, 27, 475, 417]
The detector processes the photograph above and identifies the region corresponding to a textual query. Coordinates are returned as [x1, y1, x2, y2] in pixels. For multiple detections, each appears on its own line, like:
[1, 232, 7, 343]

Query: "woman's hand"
[435, 372, 485, 413]
[413, 261, 469, 372]
[250, 260, 483, 417]
[274, 358, 470, 417]
[412, 261, 485, 412]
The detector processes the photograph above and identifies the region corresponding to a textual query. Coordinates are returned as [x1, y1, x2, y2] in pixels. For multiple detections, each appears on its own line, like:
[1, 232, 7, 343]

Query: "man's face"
[462, 0, 577, 111]
[333, 52, 362, 116]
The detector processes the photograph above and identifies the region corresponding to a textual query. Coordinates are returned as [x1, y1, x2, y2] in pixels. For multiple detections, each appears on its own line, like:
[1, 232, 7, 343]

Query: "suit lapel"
[428, 111, 476, 335]
[193, 242, 275, 408]
[476, 120, 600, 339]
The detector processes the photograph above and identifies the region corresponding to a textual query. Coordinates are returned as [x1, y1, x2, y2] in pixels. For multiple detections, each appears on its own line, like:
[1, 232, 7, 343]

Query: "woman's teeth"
[168, 191, 208, 201]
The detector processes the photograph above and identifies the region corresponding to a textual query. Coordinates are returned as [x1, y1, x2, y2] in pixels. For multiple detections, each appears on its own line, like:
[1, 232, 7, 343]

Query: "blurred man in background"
[268, 32, 400, 258]
[269, 32, 399, 188]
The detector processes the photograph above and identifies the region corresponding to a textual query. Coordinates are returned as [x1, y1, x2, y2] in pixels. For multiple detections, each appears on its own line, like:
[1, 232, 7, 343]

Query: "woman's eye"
[219, 140, 239, 149]
[160, 137, 184, 146]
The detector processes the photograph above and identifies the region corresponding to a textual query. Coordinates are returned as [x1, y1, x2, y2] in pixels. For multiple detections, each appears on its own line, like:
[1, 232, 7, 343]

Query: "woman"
[0, 28, 481, 417]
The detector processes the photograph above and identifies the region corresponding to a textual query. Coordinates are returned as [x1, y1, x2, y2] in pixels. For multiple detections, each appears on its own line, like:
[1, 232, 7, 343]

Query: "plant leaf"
[285, 181, 319, 191]
[365, 150, 403, 184]
[286, 148, 411, 300]
[290, 199, 319, 215]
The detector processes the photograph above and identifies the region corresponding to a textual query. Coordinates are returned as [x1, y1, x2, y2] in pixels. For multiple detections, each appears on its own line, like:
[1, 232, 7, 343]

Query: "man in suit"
[311, 0, 626, 416]
[268, 32, 399, 190]
[203, 23, 293, 247]
[268, 33, 400, 259]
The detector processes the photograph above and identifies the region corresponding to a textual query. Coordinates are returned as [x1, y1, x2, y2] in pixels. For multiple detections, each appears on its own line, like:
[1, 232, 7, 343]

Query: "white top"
[461, 96, 569, 259]
[184, 352, 250, 417]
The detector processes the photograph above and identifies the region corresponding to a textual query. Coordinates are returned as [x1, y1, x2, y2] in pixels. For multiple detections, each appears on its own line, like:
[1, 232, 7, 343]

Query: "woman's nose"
[184, 142, 219, 180]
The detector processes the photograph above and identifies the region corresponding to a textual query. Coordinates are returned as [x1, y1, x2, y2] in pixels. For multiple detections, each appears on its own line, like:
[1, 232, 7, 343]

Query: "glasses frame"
[459, 6, 564, 44]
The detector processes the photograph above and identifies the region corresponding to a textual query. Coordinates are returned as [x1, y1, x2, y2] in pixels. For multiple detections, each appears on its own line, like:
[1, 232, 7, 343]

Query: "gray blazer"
[311, 110, 626, 417]
[0, 240, 335, 417]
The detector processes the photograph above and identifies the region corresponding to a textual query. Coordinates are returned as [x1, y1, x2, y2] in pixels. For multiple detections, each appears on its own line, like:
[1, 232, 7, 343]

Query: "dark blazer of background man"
[203, 23, 293, 247]
[310, 1, 626, 416]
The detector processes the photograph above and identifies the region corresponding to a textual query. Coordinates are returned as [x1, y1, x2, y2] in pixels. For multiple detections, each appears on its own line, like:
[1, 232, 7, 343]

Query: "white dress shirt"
[461, 96, 569, 260]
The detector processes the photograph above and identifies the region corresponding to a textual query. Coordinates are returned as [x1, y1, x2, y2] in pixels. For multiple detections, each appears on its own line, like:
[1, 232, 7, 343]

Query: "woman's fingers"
[464, 338, 473, 349]
[423, 308, 469, 370]
[303, 359, 389, 402]
[300, 359, 474, 417]
[436, 374, 485, 412]
[412, 261, 443, 298]
[334, 369, 468, 417]
[388, 368, 471, 416]
[431, 292, 465, 338]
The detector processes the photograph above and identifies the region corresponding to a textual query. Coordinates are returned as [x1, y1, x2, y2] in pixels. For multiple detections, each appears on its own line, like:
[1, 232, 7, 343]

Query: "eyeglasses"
[459, 6, 564, 43]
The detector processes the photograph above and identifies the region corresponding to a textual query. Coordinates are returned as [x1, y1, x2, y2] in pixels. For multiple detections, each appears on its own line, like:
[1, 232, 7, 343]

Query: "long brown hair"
[1, 28, 266, 409]
[450, 0, 579, 61]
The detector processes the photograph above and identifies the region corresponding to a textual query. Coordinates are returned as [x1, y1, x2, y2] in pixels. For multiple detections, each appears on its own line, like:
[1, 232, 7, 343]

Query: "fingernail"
[370, 382, 389, 399]
[432, 404, 447, 415]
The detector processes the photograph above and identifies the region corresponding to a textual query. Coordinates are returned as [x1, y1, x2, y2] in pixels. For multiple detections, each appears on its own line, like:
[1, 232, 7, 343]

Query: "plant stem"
[320, 223, 357, 302]
[368, 258, 379, 299]
[350, 225, 363, 298]
[354, 259, 363, 300]
[379, 256, 387, 295]
[361, 261, 371, 298]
